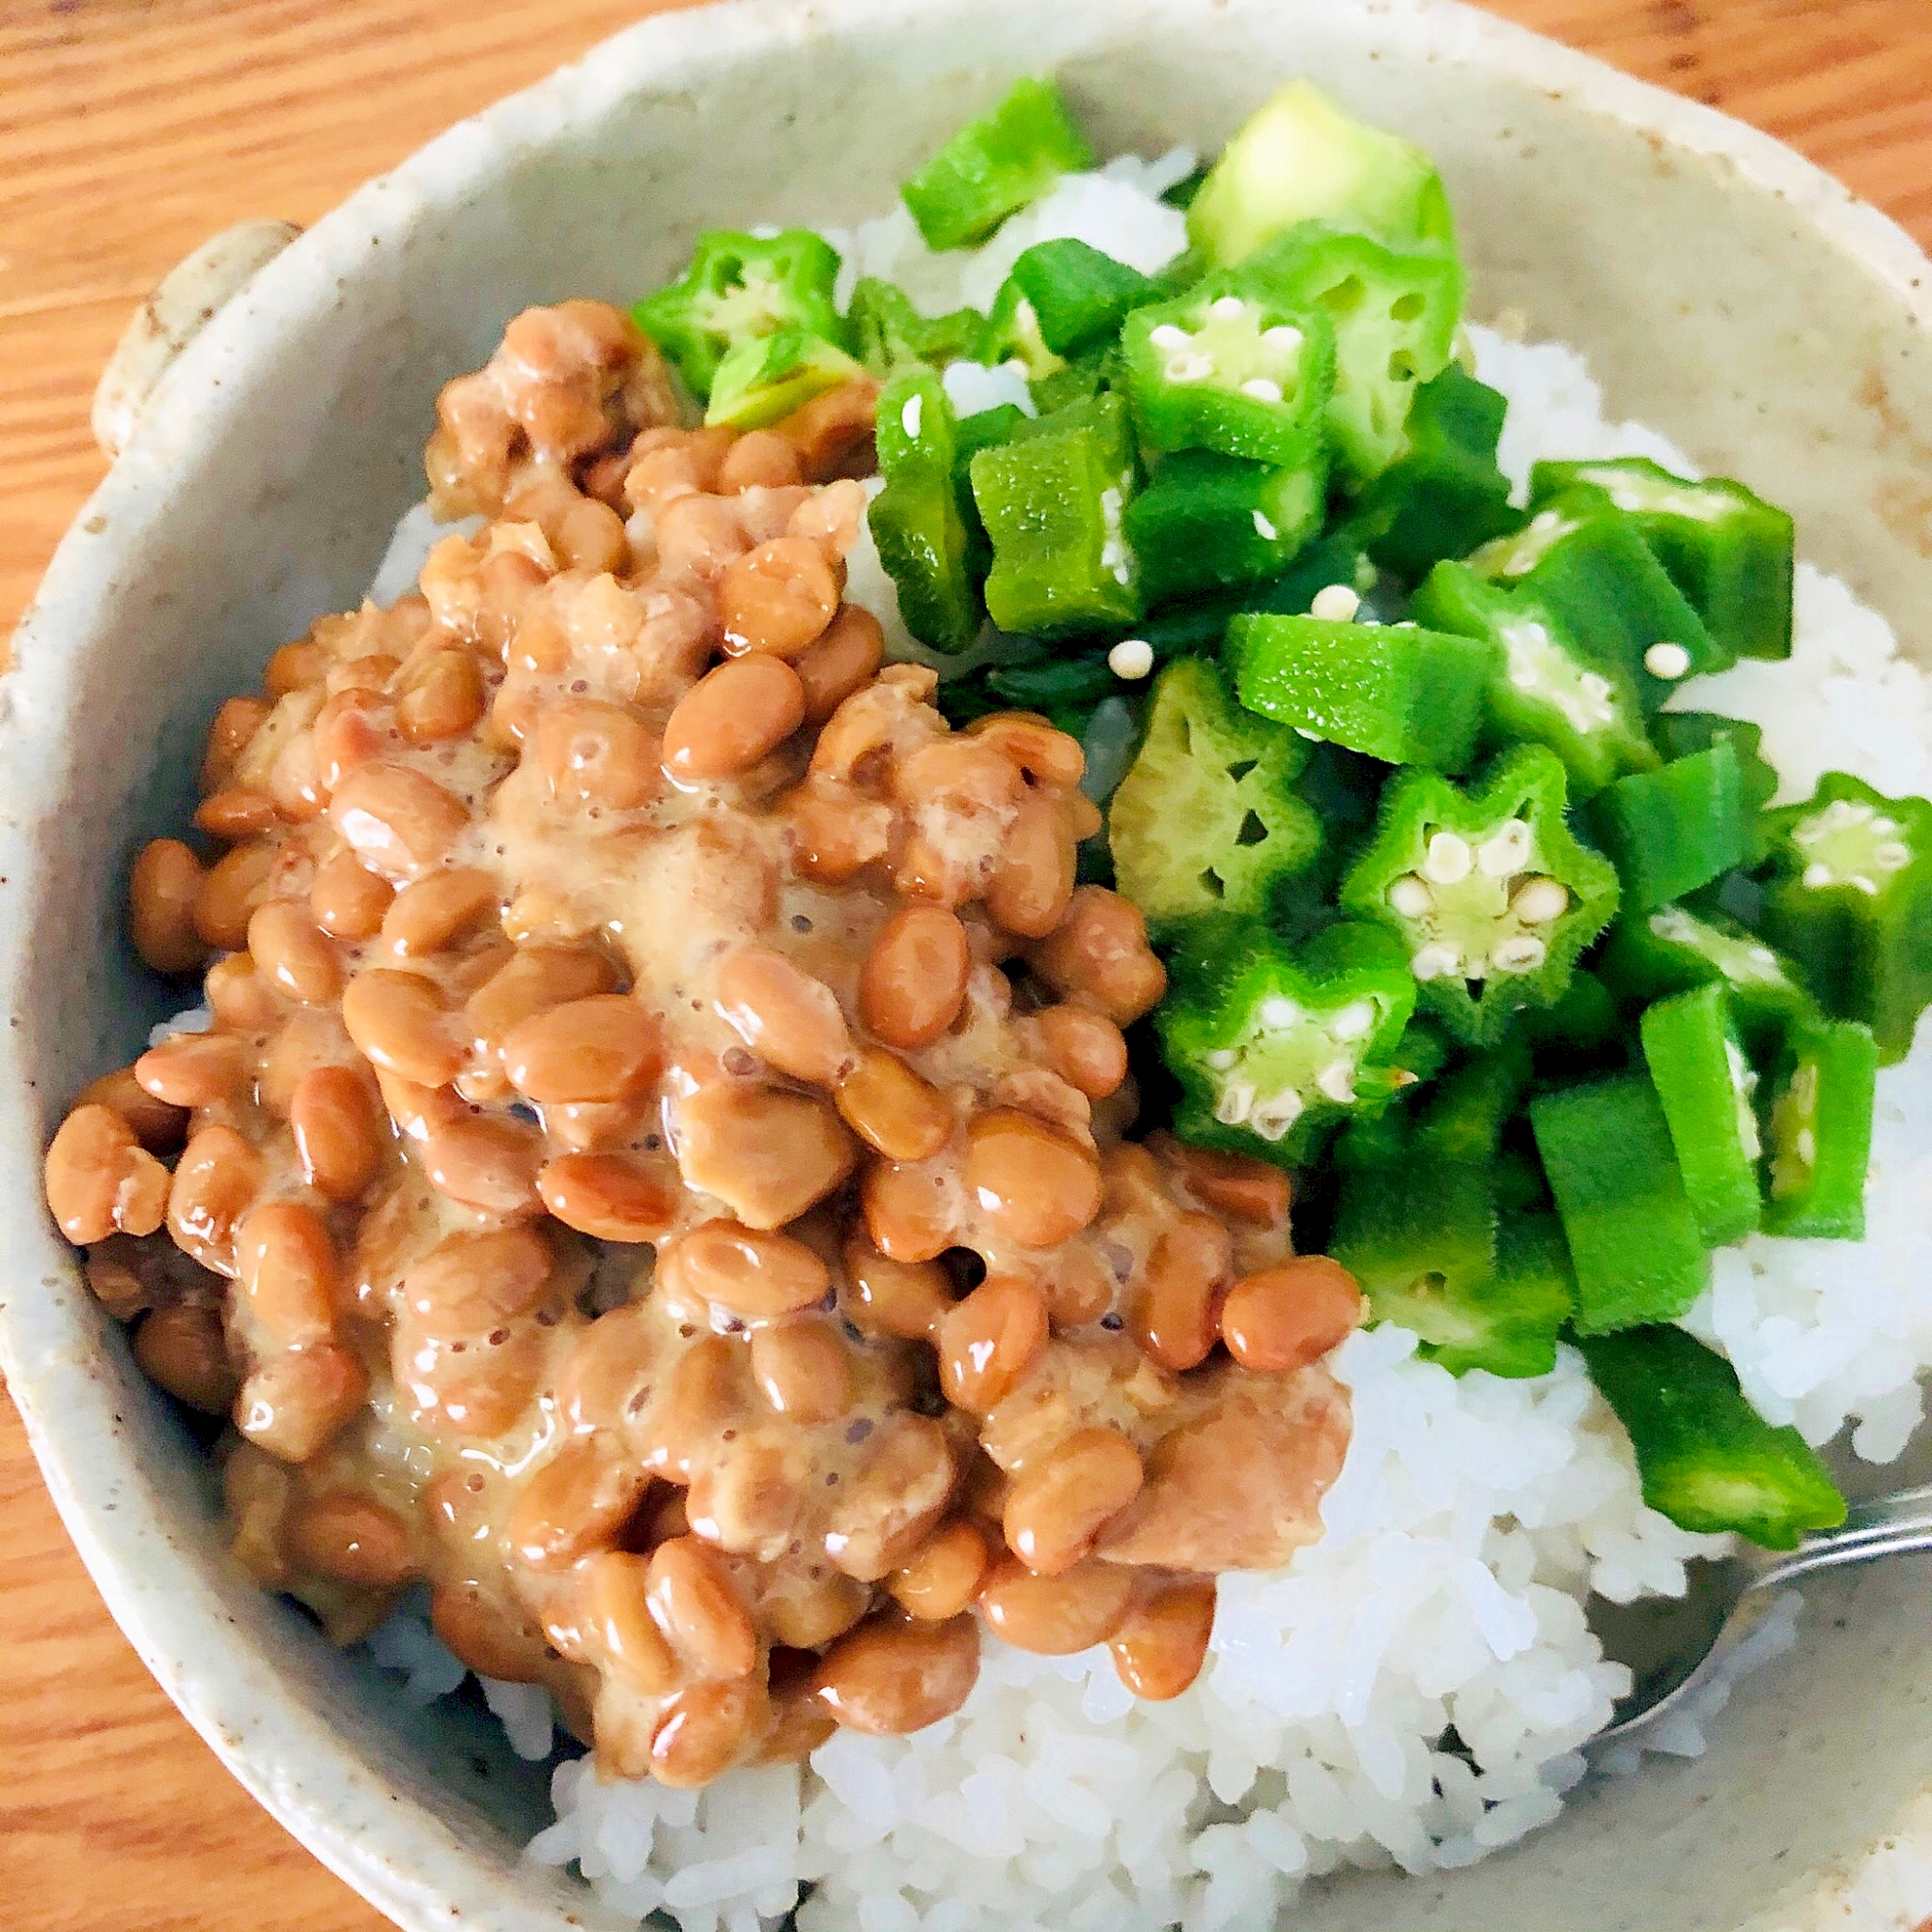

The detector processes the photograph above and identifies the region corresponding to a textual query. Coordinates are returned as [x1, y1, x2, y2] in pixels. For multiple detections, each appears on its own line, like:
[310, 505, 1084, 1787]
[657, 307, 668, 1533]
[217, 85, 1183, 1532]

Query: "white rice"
[350, 159, 1932, 1931]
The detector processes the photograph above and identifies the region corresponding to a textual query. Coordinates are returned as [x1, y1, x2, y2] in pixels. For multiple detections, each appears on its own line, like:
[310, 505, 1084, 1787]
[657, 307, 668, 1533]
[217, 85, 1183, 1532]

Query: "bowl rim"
[6, 0, 1932, 1926]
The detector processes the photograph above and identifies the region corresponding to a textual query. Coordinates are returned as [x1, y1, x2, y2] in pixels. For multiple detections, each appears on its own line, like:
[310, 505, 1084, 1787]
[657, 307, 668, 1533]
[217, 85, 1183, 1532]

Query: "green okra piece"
[1335, 1163, 1571, 1378]
[869, 368, 982, 653]
[1758, 773, 1932, 1065]
[1226, 613, 1493, 772]
[847, 276, 985, 378]
[1598, 901, 1818, 1047]
[1530, 456, 1795, 663]
[900, 77, 1094, 251]
[1639, 983, 1764, 1247]
[1762, 1018, 1879, 1240]
[1342, 363, 1520, 582]
[1413, 1042, 1534, 1164]
[1158, 918, 1417, 1164]
[1578, 1326, 1845, 1549]
[1586, 741, 1749, 915]
[1529, 1070, 1709, 1334]
[978, 278, 1065, 384]
[1339, 744, 1622, 1046]
[1242, 219, 1463, 485]
[635, 228, 848, 404]
[1121, 276, 1336, 470]
[705, 328, 867, 430]
[969, 393, 1141, 633]
[1467, 504, 1724, 694]
[1187, 77, 1456, 268]
[1650, 712, 1779, 865]
[1125, 449, 1327, 608]
[1108, 657, 1321, 933]
[1413, 559, 1657, 799]
[1009, 238, 1161, 356]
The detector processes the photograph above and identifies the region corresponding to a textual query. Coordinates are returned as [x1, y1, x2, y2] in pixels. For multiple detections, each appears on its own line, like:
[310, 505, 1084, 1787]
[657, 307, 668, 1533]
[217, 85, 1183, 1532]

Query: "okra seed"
[1316, 1061, 1356, 1104]
[1853, 874, 1881, 896]
[1510, 878, 1570, 923]
[1877, 841, 1912, 870]
[1261, 325, 1303, 355]
[1309, 583, 1360, 623]
[1165, 354, 1214, 384]
[1259, 997, 1301, 1028]
[1410, 942, 1462, 982]
[1240, 378, 1283, 405]
[1214, 1081, 1257, 1126]
[1206, 1050, 1236, 1070]
[1422, 834, 1472, 886]
[1476, 821, 1533, 876]
[900, 394, 923, 440]
[1874, 816, 1901, 837]
[1328, 1000, 1375, 1041]
[1148, 324, 1189, 352]
[1252, 510, 1279, 541]
[1803, 862, 1833, 890]
[1795, 1127, 1817, 1167]
[1107, 639, 1154, 681]
[1250, 1091, 1304, 1139]
[1490, 936, 1548, 975]
[1208, 296, 1247, 322]
[1387, 875, 1433, 918]
[1578, 671, 1614, 703]
[1642, 640, 1691, 680]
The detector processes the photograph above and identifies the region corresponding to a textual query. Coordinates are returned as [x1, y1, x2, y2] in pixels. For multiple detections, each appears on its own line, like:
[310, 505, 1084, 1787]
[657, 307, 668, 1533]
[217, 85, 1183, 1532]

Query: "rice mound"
[351, 161, 1932, 1932]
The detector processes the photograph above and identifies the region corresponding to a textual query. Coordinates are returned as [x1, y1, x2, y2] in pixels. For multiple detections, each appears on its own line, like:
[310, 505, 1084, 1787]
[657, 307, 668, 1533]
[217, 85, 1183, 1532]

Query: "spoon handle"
[1749, 1483, 1932, 1590]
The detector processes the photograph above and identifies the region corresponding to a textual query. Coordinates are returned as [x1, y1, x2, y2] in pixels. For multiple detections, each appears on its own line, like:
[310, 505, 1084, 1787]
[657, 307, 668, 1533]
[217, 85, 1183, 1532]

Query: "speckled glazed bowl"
[6, 1, 1932, 1925]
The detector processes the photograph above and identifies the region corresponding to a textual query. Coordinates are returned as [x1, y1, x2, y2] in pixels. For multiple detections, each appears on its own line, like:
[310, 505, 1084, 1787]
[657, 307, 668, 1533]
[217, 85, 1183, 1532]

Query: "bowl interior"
[7, 2, 1932, 1927]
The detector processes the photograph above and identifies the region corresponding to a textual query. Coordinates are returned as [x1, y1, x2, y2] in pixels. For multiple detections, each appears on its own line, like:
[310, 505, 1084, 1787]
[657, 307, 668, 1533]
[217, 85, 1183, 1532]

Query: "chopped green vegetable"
[1331, 1152, 1497, 1349]
[1413, 1042, 1533, 1164]
[1121, 278, 1336, 469]
[1188, 78, 1454, 268]
[1578, 1326, 1845, 1549]
[1519, 967, 1624, 1069]
[847, 277, 984, 377]
[978, 280, 1065, 383]
[1108, 657, 1320, 931]
[1009, 239, 1160, 356]
[1762, 1018, 1879, 1239]
[1639, 983, 1764, 1246]
[1529, 1071, 1709, 1334]
[869, 368, 981, 653]
[1243, 220, 1463, 484]
[1598, 902, 1818, 1045]
[1158, 918, 1417, 1162]
[1530, 457, 1795, 663]
[704, 328, 867, 430]
[1401, 1211, 1576, 1378]
[1758, 774, 1932, 1064]
[1125, 450, 1327, 607]
[1586, 741, 1749, 915]
[1467, 506, 1726, 693]
[969, 393, 1141, 633]
[1413, 560, 1659, 798]
[1226, 613, 1493, 771]
[1340, 745, 1622, 1045]
[1650, 712, 1779, 864]
[636, 229, 845, 404]
[900, 77, 1094, 251]
[1343, 364, 1520, 581]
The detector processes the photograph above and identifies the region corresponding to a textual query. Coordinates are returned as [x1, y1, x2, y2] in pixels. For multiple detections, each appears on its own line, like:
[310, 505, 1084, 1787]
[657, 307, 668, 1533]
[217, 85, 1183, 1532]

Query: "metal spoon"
[1589, 1481, 1932, 1752]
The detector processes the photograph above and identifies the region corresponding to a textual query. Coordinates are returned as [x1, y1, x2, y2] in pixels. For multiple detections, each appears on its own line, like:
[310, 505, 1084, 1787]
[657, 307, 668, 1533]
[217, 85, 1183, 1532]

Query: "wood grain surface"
[2, 3, 1930, 1927]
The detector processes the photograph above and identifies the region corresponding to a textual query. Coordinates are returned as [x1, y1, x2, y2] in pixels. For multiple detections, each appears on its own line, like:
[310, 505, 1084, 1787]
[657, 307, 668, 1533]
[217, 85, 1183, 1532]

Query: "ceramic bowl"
[6, 1, 1932, 1926]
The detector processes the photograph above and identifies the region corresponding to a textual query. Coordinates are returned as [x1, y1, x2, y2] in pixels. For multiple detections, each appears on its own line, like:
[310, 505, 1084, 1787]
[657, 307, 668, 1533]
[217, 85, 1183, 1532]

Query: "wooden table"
[2, 3, 1930, 1926]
